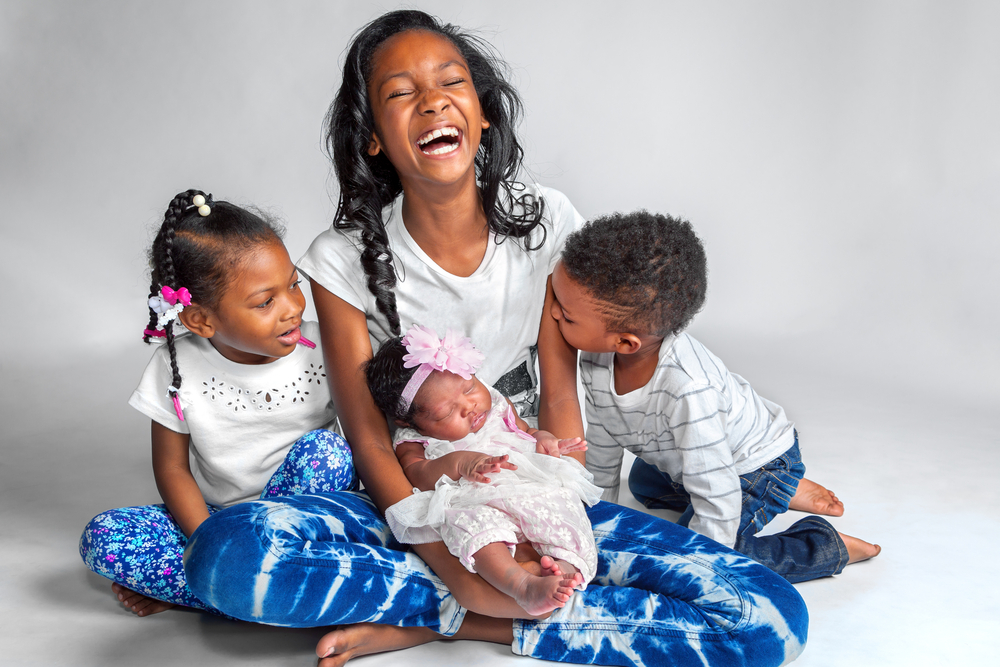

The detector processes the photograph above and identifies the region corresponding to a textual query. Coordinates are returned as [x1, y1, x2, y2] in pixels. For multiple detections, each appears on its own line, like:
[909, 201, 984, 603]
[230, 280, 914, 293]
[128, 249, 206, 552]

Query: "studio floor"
[2, 334, 997, 667]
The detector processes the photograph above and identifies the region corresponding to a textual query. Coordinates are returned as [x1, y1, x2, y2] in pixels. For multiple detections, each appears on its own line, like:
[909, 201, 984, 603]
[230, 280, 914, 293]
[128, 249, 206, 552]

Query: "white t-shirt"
[581, 333, 795, 548]
[128, 321, 337, 507]
[297, 184, 584, 416]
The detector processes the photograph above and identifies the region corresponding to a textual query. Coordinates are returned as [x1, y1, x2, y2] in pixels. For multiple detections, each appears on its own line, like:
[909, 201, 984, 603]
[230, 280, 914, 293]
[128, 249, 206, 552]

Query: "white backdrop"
[1, 3, 999, 666]
[2, 0, 997, 410]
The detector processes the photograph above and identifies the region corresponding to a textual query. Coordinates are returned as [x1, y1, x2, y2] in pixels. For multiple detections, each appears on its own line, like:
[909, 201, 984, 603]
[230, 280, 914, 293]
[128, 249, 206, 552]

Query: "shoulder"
[299, 226, 364, 267]
[531, 184, 581, 229]
[653, 335, 728, 405]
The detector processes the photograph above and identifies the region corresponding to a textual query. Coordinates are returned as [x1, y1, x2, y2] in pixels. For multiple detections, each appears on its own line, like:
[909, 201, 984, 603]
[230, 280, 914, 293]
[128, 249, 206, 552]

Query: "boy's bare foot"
[111, 582, 175, 617]
[841, 533, 881, 564]
[513, 573, 577, 616]
[789, 478, 845, 516]
[318, 624, 440, 666]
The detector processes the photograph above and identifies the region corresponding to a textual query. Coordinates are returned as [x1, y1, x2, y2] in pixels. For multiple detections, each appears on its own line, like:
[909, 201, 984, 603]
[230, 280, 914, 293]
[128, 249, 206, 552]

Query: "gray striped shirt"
[582, 333, 795, 547]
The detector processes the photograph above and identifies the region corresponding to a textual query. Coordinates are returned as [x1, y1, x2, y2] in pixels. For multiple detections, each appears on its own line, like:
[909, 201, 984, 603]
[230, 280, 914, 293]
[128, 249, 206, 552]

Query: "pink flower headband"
[399, 325, 485, 412]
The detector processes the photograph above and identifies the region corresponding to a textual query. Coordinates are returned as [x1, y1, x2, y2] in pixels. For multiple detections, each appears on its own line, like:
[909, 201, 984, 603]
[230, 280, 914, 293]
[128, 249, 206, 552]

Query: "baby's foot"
[841, 533, 881, 564]
[518, 559, 544, 576]
[539, 556, 585, 589]
[111, 582, 175, 617]
[789, 478, 845, 516]
[513, 573, 577, 617]
[317, 624, 438, 666]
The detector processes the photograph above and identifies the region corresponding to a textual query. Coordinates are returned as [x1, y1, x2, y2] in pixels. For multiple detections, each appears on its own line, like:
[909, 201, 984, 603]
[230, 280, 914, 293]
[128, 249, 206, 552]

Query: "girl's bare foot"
[841, 533, 881, 564]
[789, 478, 845, 516]
[111, 582, 175, 617]
[318, 613, 514, 666]
[318, 624, 439, 666]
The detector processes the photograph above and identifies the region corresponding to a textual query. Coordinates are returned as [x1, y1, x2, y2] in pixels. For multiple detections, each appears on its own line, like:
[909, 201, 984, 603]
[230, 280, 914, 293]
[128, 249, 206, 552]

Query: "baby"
[551, 211, 880, 583]
[366, 326, 602, 616]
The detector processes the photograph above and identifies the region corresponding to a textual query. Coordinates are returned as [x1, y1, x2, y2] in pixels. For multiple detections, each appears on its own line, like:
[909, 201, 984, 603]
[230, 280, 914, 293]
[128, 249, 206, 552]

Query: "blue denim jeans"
[628, 436, 847, 583]
[79, 429, 356, 612]
[183, 491, 808, 666]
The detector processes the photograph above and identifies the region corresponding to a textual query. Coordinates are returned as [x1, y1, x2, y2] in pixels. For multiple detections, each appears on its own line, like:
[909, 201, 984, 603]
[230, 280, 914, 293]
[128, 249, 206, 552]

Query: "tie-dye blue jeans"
[184, 491, 808, 666]
[79, 429, 355, 612]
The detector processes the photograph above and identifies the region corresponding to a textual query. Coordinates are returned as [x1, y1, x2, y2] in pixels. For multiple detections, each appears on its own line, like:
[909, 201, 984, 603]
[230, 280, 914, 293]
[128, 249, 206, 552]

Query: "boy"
[551, 211, 879, 582]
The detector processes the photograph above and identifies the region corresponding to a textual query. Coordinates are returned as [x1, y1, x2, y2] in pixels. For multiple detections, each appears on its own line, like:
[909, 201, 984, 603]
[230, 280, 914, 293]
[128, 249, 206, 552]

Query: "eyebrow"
[243, 267, 298, 302]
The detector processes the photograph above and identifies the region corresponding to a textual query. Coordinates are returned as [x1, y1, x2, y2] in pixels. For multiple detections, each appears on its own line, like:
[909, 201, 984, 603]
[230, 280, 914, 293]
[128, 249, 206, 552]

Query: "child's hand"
[456, 452, 516, 483]
[534, 432, 588, 458]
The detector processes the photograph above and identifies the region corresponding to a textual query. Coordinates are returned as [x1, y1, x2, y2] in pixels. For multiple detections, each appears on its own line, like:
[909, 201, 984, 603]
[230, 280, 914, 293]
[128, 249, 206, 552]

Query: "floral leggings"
[78, 429, 355, 612]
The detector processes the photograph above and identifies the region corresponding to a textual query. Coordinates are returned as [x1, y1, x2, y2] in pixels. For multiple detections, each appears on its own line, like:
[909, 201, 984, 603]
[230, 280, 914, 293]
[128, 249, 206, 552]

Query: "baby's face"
[411, 371, 493, 442]
[550, 262, 619, 353]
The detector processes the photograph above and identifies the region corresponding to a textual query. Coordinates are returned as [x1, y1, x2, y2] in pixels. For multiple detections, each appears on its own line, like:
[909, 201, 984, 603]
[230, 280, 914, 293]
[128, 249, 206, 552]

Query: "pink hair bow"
[399, 325, 485, 411]
[160, 286, 192, 307]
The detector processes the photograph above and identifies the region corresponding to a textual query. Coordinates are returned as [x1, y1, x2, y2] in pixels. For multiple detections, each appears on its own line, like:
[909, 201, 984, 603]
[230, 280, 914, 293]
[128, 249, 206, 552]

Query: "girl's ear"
[178, 305, 215, 339]
[368, 132, 383, 156]
[481, 117, 490, 130]
[612, 333, 643, 355]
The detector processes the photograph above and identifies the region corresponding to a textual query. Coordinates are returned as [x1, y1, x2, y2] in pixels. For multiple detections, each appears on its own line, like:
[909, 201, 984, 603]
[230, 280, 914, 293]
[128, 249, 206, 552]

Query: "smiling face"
[366, 29, 489, 191]
[190, 241, 307, 365]
[409, 370, 493, 442]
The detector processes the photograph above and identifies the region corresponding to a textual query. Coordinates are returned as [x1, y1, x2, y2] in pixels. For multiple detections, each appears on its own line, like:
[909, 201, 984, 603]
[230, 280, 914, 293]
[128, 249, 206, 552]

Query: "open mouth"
[278, 326, 301, 344]
[416, 127, 461, 155]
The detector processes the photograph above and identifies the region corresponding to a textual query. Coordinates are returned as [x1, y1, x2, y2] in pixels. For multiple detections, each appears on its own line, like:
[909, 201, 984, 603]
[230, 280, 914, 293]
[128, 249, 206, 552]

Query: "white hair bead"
[192, 194, 206, 206]
[198, 204, 211, 216]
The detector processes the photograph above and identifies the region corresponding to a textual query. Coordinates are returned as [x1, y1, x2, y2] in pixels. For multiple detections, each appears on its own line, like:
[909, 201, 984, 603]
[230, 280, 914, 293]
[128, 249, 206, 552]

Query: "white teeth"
[423, 143, 459, 155]
[417, 126, 459, 146]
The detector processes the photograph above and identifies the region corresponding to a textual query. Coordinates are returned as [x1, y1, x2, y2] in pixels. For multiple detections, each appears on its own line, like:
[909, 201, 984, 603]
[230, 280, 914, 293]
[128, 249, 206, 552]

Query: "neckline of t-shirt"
[189, 333, 302, 376]
[609, 335, 678, 405]
[389, 199, 498, 281]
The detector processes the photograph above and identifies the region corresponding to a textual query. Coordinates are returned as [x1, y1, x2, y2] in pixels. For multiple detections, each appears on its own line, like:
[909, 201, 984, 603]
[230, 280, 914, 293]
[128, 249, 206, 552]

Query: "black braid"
[326, 10, 545, 336]
[155, 189, 204, 398]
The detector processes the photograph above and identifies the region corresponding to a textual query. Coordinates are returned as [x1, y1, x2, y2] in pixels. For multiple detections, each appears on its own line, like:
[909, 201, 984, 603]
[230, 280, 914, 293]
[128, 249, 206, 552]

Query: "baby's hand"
[534, 432, 588, 458]
[457, 452, 516, 483]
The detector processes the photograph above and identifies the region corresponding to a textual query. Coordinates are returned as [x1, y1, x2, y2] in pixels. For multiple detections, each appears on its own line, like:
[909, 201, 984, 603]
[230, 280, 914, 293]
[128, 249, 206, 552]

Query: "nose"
[279, 292, 303, 322]
[550, 300, 563, 321]
[418, 87, 450, 115]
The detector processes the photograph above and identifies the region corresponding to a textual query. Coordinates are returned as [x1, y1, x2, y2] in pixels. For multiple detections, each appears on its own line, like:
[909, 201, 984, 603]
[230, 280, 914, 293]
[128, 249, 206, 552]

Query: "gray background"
[2, 1, 998, 666]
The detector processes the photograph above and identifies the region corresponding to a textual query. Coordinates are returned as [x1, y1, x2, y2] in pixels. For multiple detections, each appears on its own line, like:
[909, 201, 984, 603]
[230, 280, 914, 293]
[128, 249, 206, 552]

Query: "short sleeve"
[128, 346, 190, 435]
[296, 227, 371, 314]
[536, 185, 586, 274]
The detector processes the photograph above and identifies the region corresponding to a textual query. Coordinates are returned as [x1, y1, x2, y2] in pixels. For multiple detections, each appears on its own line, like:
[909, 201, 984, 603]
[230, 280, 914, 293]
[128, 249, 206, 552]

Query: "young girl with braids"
[182, 11, 809, 667]
[79, 189, 355, 616]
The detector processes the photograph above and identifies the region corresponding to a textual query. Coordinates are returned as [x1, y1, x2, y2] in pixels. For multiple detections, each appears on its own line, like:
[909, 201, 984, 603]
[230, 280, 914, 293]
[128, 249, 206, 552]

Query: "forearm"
[537, 278, 585, 463]
[154, 467, 210, 537]
[151, 421, 208, 537]
[403, 451, 478, 492]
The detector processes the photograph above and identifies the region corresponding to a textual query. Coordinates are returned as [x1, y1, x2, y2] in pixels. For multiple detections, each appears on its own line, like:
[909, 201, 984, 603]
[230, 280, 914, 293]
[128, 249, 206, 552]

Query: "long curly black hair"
[326, 9, 545, 336]
[561, 211, 708, 337]
[144, 189, 282, 405]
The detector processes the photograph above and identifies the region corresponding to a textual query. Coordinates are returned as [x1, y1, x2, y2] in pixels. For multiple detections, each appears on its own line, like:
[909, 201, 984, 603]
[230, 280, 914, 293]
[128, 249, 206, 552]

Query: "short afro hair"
[560, 211, 707, 337]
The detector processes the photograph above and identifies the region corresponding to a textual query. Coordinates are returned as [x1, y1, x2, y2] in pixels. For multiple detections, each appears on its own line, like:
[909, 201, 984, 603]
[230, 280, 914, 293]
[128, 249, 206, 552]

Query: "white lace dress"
[385, 388, 602, 584]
